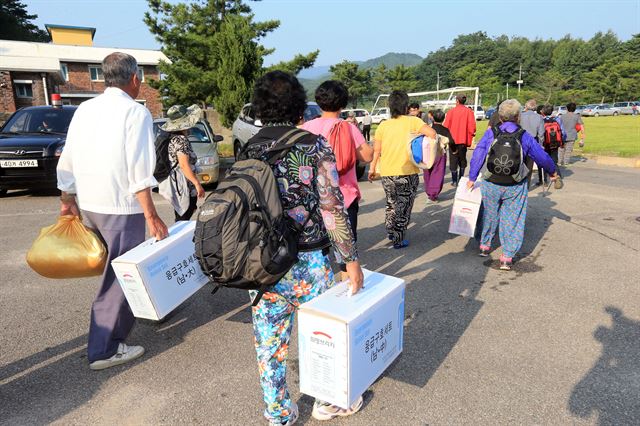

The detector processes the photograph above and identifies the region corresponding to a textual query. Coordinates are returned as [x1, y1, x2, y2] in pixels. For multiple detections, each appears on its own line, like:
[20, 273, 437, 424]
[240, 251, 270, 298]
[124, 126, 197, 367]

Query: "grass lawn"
[475, 115, 639, 157]
[217, 115, 639, 159]
[217, 142, 234, 158]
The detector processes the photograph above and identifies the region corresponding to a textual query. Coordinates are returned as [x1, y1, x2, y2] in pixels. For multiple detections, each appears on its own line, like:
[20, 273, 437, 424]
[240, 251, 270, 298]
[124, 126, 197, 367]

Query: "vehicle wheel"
[594, 112, 599, 117]
[0, 188, 6, 197]
[233, 141, 241, 161]
[613, 111, 619, 116]
[356, 163, 366, 181]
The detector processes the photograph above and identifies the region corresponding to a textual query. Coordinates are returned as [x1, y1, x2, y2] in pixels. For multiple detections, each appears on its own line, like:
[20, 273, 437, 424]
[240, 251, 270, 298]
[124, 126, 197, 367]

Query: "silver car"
[153, 118, 223, 186]
[231, 102, 322, 159]
[613, 101, 640, 115]
[580, 104, 620, 117]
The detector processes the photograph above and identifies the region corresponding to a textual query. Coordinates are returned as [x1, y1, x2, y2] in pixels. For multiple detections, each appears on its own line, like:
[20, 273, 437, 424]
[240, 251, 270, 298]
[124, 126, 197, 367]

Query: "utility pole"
[436, 70, 440, 101]
[517, 63, 523, 96]
[506, 82, 509, 99]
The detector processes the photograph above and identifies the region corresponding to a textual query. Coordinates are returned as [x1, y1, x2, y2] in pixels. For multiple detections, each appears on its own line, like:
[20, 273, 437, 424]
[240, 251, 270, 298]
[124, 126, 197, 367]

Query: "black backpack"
[194, 128, 314, 305]
[153, 131, 177, 183]
[483, 126, 529, 185]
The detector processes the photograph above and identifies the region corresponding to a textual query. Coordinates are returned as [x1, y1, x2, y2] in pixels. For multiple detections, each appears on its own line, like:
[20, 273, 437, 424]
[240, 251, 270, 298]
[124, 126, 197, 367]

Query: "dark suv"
[0, 105, 77, 195]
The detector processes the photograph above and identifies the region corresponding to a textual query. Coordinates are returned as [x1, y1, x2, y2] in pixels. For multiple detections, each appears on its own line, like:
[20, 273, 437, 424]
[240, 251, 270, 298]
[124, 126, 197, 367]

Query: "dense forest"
[327, 31, 640, 108]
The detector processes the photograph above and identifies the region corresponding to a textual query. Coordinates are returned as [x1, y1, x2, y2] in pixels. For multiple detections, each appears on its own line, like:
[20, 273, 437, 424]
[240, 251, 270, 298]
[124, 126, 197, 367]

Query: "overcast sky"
[29, 0, 640, 66]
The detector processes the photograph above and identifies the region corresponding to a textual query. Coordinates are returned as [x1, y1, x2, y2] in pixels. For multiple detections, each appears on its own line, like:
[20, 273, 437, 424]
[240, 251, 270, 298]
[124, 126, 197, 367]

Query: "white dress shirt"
[57, 87, 158, 215]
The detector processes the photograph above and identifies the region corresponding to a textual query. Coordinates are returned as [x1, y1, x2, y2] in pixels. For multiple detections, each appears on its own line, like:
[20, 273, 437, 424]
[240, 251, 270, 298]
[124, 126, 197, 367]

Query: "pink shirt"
[302, 117, 365, 208]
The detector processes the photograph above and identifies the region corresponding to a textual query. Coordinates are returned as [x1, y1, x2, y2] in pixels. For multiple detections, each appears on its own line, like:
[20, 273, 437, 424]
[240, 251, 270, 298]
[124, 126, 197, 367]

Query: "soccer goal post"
[371, 86, 480, 114]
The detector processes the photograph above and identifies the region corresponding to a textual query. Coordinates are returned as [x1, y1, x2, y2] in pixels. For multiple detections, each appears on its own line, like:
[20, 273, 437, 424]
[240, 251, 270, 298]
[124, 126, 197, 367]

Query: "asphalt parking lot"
[1, 158, 639, 425]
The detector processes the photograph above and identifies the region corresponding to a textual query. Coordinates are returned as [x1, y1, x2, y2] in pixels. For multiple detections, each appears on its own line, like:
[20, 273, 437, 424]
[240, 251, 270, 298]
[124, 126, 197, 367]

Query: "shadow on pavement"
[356, 187, 487, 389]
[0, 285, 249, 423]
[568, 306, 640, 424]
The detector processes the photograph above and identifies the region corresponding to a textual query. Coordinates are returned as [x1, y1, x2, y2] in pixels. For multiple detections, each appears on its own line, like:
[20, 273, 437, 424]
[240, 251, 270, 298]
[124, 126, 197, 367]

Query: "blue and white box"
[298, 269, 405, 409]
[112, 221, 207, 321]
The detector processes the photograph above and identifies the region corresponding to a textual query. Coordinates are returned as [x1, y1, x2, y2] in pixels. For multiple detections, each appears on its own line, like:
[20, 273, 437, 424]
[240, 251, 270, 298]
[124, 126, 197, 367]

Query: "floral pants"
[381, 174, 419, 244]
[250, 250, 335, 424]
[479, 180, 528, 260]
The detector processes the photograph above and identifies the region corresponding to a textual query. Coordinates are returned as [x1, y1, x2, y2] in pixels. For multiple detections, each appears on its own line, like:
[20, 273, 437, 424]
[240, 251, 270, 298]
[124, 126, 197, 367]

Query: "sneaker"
[479, 248, 490, 257]
[393, 240, 409, 249]
[89, 343, 145, 371]
[270, 402, 299, 425]
[554, 177, 564, 190]
[312, 396, 364, 421]
[499, 260, 512, 271]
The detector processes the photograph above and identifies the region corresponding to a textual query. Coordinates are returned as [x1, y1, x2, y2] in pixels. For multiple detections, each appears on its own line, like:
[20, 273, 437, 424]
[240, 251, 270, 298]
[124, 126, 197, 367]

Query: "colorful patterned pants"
[381, 174, 419, 244]
[479, 180, 528, 260]
[250, 250, 335, 424]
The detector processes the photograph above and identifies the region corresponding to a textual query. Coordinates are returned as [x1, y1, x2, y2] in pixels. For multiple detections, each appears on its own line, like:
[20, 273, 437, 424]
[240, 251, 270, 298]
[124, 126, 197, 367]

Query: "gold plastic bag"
[26, 215, 107, 279]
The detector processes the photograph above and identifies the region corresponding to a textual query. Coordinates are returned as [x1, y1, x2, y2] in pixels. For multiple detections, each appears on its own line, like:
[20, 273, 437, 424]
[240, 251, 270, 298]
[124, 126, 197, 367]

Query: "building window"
[61, 64, 69, 81]
[89, 66, 104, 81]
[15, 83, 33, 98]
[137, 67, 145, 82]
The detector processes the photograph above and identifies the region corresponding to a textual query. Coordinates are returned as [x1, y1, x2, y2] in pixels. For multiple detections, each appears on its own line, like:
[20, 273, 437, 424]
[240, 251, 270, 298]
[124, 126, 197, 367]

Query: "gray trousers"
[559, 140, 575, 165]
[82, 211, 145, 362]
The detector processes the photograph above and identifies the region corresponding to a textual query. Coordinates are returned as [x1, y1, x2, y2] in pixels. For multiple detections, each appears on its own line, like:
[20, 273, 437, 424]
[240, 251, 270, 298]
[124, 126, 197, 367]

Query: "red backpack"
[327, 120, 357, 175]
[543, 117, 564, 149]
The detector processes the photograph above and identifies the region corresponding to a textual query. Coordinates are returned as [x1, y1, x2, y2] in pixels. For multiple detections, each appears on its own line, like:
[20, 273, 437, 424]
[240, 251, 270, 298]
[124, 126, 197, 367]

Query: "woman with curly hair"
[368, 90, 437, 248]
[242, 71, 365, 425]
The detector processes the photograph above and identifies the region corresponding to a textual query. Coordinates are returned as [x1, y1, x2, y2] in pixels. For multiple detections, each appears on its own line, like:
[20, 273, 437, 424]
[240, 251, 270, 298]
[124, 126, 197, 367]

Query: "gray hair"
[102, 52, 138, 87]
[498, 99, 521, 122]
[524, 99, 537, 111]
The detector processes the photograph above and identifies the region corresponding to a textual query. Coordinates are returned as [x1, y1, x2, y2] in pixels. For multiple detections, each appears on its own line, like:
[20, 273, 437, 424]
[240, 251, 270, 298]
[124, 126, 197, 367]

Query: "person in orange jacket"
[443, 94, 476, 186]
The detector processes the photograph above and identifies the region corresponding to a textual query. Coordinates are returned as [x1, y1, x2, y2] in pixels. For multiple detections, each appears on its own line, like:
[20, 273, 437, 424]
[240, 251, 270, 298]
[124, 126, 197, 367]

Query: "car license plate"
[0, 159, 38, 168]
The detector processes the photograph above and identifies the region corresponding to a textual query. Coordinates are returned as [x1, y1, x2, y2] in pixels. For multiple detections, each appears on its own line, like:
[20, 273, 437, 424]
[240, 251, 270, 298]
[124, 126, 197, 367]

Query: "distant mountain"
[298, 65, 331, 79]
[356, 52, 423, 70]
[297, 52, 424, 86]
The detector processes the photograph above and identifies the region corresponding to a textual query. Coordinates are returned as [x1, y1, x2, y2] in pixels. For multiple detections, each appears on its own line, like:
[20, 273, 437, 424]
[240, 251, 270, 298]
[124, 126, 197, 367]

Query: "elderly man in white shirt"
[57, 52, 168, 370]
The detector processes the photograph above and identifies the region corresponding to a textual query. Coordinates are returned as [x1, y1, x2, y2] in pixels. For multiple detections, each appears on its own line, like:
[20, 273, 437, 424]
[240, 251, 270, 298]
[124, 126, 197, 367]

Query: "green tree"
[372, 64, 389, 94]
[453, 62, 501, 95]
[145, 0, 318, 126]
[0, 0, 49, 42]
[266, 51, 320, 75]
[533, 70, 571, 104]
[583, 60, 640, 102]
[386, 65, 418, 92]
[329, 61, 373, 107]
[212, 15, 262, 127]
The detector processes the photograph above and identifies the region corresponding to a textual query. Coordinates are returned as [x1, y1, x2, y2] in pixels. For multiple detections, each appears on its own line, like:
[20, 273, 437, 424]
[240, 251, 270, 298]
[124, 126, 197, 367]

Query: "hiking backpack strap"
[264, 128, 314, 165]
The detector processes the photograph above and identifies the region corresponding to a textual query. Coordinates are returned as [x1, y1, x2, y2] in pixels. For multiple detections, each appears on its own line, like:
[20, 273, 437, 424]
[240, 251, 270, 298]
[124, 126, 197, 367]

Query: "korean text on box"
[298, 269, 405, 409]
[112, 221, 208, 321]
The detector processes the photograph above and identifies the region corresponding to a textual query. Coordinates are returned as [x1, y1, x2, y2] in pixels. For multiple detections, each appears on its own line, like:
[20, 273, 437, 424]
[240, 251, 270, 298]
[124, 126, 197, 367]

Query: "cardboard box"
[449, 177, 482, 238]
[298, 269, 405, 409]
[112, 221, 208, 321]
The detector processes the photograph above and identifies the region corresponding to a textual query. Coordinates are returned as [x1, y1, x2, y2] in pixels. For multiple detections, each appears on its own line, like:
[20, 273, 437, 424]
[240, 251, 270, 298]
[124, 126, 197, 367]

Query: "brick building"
[0, 25, 168, 119]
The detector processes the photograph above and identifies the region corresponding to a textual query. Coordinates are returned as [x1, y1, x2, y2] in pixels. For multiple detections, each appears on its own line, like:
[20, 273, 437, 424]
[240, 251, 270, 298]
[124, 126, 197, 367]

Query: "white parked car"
[232, 102, 322, 159]
[552, 106, 568, 117]
[339, 108, 368, 130]
[370, 107, 390, 124]
[581, 104, 619, 117]
[467, 105, 485, 120]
